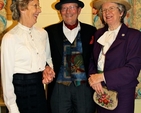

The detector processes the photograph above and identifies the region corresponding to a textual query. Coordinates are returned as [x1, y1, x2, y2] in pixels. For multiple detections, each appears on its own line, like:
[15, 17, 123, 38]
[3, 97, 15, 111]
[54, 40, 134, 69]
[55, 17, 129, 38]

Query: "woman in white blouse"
[1, 0, 55, 113]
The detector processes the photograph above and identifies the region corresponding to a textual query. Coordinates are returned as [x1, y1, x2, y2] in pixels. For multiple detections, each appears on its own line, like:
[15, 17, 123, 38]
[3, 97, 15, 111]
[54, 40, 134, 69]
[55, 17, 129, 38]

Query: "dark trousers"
[50, 82, 96, 113]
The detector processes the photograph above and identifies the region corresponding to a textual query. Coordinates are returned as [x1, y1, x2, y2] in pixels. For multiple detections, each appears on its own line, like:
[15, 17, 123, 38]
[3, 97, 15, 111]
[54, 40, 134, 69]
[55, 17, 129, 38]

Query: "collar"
[64, 21, 78, 30]
[63, 22, 81, 43]
[18, 22, 34, 33]
[97, 24, 122, 46]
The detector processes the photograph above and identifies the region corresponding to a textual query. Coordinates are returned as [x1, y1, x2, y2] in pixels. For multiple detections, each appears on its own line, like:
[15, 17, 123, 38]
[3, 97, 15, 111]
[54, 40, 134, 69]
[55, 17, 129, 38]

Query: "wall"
[35, 0, 93, 28]
[6, 0, 93, 28]
[7, 0, 92, 27]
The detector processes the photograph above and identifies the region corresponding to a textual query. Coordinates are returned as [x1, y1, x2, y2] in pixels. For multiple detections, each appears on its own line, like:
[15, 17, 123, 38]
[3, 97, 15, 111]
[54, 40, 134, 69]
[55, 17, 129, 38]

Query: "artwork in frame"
[5, 0, 12, 20]
[0, 0, 7, 34]
[135, 71, 141, 99]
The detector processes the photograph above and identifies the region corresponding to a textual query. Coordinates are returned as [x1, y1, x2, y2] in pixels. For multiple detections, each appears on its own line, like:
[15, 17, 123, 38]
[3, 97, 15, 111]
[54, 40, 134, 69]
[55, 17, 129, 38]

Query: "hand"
[91, 83, 104, 95]
[42, 66, 55, 84]
[88, 73, 104, 86]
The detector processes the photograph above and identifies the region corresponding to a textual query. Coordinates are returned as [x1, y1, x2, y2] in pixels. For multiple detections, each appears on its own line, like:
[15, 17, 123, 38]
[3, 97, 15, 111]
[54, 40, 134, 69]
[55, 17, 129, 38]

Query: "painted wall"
[36, 0, 93, 28]
[7, 0, 93, 28]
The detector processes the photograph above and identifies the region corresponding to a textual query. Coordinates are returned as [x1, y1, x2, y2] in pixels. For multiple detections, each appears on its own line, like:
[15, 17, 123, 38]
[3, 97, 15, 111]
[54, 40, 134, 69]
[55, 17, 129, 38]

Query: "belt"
[13, 71, 42, 80]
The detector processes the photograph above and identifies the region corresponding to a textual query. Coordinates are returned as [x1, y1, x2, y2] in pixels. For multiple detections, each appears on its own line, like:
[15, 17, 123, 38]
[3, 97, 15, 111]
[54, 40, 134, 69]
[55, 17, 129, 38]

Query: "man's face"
[60, 3, 81, 25]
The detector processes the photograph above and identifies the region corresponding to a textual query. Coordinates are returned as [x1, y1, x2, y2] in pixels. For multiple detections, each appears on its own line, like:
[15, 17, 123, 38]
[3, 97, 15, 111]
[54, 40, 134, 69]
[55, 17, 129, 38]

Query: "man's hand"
[42, 66, 55, 84]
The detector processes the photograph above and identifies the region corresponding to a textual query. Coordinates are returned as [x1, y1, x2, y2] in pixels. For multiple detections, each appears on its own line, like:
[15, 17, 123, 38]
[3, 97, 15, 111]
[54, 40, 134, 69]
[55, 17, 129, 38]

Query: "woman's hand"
[88, 73, 105, 94]
[88, 73, 104, 86]
[91, 83, 104, 95]
[42, 66, 55, 84]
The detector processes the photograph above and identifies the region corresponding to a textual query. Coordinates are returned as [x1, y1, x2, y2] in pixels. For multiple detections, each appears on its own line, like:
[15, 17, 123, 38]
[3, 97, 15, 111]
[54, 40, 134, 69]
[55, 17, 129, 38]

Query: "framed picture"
[6, 0, 12, 20]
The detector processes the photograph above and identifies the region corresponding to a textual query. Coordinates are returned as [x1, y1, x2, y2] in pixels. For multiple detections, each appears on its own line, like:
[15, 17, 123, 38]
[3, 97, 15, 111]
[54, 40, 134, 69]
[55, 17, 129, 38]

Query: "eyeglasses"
[30, 4, 41, 9]
[61, 6, 78, 12]
[101, 6, 119, 14]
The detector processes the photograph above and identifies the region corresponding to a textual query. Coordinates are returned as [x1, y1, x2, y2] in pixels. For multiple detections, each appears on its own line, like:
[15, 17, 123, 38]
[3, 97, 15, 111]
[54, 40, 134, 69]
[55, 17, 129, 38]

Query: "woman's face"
[20, 0, 41, 27]
[101, 2, 123, 27]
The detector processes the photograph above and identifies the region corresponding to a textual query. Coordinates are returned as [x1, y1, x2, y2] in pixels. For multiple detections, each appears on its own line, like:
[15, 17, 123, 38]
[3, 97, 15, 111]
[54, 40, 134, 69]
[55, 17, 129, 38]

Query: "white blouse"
[1, 23, 53, 113]
[97, 25, 121, 71]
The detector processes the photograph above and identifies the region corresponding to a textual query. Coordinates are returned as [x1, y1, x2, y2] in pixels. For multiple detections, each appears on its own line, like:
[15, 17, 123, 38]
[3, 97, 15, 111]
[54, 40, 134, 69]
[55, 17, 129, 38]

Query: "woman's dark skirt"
[13, 71, 47, 113]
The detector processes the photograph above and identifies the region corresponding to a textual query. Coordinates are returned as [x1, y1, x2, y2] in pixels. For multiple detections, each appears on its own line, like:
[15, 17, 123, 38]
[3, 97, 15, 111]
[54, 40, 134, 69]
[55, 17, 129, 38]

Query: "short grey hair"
[10, 0, 33, 21]
[117, 3, 127, 23]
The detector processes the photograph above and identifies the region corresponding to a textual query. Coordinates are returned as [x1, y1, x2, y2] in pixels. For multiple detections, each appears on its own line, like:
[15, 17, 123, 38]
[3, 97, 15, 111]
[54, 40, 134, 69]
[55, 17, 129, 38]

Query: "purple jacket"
[89, 24, 141, 90]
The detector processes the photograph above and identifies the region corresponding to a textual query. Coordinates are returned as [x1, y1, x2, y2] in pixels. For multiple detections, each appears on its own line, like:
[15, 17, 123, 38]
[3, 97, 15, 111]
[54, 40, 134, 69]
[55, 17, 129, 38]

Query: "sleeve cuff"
[102, 73, 106, 83]
[8, 103, 20, 113]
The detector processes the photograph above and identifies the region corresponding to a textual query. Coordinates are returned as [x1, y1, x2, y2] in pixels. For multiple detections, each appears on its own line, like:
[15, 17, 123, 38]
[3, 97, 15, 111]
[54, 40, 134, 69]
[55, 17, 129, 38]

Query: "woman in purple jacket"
[88, 0, 141, 113]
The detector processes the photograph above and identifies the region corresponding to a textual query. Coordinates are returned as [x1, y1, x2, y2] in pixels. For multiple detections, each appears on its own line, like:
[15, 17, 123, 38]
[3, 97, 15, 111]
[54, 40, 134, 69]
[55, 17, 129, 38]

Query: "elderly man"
[44, 0, 97, 113]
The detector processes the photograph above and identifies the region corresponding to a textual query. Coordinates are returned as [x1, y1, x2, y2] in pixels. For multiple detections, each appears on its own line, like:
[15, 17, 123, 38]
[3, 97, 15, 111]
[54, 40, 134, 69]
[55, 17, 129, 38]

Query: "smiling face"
[20, 0, 41, 27]
[60, 3, 81, 25]
[101, 2, 123, 29]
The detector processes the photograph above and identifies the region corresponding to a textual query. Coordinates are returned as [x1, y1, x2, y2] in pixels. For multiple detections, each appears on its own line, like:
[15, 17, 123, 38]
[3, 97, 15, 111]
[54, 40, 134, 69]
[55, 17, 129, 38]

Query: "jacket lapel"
[53, 22, 64, 56]
[94, 24, 128, 61]
[80, 23, 92, 59]
[109, 24, 128, 51]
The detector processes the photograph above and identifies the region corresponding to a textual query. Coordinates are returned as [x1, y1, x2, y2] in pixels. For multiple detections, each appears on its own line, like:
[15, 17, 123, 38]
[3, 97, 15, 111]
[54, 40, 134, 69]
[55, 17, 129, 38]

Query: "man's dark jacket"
[44, 21, 97, 100]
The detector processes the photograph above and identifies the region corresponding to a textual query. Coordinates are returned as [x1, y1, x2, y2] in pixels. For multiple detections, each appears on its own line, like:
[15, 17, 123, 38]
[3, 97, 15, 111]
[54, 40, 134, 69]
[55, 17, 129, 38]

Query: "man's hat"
[55, 0, 84, 10]
[93, 0, 131, 11]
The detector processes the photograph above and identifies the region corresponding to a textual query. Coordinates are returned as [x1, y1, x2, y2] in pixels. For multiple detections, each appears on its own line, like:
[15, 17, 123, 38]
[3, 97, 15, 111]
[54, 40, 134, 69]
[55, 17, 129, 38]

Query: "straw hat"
[93, 0, 131, 11]
[55, 0, 84, 10]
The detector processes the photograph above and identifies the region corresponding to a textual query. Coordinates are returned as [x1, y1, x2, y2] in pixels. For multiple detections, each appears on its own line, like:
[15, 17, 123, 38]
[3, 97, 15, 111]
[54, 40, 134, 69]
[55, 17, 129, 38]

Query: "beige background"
[7, 0, 93, 28]
[36, 0, 93, 28]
